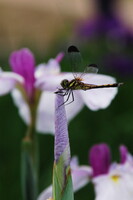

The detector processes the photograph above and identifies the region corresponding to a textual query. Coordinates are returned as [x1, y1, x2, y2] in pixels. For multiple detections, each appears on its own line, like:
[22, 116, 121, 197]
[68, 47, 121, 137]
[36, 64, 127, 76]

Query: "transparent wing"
[84, 64, 99, 74]
[68, 46, 99, 79]
[68, 45, 84, 78]
[79, 64, 99, 80]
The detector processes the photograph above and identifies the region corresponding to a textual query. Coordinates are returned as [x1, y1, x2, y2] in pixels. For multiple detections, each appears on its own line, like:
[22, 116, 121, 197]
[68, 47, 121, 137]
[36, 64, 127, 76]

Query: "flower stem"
[21, 101, 38, 200]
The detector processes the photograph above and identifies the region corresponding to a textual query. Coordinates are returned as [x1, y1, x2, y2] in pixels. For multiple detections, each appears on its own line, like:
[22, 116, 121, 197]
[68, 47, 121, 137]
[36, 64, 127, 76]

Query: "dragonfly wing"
[67, 46, 98, 79]
[68, 45, 83, 78]
[84, 64, 99, 74]
[80, 64, 99, 80]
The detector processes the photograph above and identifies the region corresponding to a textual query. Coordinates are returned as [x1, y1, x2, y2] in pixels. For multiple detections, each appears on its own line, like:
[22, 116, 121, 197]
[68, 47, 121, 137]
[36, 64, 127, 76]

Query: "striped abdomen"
[68, 79, 123, 91]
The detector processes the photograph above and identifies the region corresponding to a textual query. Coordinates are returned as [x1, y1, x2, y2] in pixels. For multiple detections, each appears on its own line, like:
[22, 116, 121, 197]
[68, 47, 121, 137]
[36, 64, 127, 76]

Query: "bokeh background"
[0, 0, 133, 199]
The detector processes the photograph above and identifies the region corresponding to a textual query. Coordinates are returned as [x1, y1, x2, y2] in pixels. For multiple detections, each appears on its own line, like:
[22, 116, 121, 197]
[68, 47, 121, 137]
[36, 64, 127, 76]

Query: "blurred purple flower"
[78, 0, 133, 41]
[89, 143, 111, 177]
[104, 54, 133, 76]
[9, 48, 36, 102]
[0, 49, 70, 134]
[78, 15, 133, 44]
[77, 0, 133, 76]
[89, 143, 133, 200]
[89, 143, 128, 178]
[119, 145, 128, 164]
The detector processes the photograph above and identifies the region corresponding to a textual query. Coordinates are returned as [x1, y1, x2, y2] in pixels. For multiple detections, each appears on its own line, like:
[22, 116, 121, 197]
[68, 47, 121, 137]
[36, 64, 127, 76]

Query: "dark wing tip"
[88, 63, 98, 68]
[68, 45, 79, 53]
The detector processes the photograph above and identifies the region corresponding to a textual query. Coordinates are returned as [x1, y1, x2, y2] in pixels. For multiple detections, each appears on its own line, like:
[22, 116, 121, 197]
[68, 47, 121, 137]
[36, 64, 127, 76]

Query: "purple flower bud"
[89, 143, 111, 177]
[119, 145, 128, 164]
[9, 48, 35, 101]
[54, 95, 70, 166]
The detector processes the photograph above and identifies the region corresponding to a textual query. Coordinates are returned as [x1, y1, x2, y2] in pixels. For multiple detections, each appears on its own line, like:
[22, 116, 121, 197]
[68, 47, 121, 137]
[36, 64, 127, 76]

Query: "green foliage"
[21, 138, 38, 200]
[52, 152, 74, 200]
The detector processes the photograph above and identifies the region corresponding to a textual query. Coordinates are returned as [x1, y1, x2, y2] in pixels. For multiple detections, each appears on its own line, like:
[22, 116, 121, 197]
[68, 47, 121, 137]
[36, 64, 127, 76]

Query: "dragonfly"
[55, 45, 123, 105]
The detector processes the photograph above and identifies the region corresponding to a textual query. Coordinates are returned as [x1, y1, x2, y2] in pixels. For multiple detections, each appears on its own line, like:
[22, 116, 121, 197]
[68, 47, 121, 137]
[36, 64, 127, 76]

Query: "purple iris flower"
[38, 143, 133, 200]
[89, 144, 133, 200]
[89, 143, 111, 177]
[89, 143, 129, 177]
[9, 48, 36, 102]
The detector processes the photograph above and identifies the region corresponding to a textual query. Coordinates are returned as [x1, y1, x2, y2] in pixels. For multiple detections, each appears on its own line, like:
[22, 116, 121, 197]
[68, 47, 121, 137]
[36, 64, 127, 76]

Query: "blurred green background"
[0, 0, 133, 199]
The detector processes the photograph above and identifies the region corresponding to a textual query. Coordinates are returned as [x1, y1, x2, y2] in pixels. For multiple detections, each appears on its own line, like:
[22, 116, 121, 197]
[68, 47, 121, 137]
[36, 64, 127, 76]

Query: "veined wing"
[79, 64, 99, 81]
[68, 46, 98, 79]
[84, 64, 99, 74]
[68, 45, 84, 78]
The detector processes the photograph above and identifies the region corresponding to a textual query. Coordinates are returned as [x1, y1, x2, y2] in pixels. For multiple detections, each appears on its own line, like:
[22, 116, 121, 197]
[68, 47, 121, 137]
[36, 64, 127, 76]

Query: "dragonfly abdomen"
[82, 83, 123, 90]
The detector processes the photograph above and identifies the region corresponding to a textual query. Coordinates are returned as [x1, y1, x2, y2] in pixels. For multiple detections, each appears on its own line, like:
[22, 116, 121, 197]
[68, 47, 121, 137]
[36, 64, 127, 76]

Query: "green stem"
[21, 101, 38, 200]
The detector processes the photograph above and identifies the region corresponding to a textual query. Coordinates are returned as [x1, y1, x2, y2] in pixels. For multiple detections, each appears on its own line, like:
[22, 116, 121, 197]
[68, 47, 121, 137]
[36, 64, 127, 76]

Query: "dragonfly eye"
[61, 79, 69, 89]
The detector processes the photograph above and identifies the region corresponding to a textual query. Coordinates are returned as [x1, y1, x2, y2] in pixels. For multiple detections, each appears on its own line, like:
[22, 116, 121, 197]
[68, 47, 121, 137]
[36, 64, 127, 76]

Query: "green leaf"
[52, 150, 74, 200]
[21, 138, 38, 200]
[62, 171, 73, 200]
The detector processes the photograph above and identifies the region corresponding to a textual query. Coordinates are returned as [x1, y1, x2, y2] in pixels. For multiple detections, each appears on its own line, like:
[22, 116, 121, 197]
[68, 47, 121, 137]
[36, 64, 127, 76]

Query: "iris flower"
[38, 144, 133, 200]
[0, 48, 118, 134]
[90, 144, 133, 200]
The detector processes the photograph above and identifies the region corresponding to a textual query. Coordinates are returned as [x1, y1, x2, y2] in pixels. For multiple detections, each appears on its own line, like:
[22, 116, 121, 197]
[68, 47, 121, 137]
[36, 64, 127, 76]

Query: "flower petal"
[37, 186, 52, 200]
[119, 145, 128, 164]
[36, 91, 84, 134]
[65, 91, 84, 121]
[9, 48, 35, 99]
[11, 89, 31, 124]
[80, 74, 118, 110]
[71, 166, 92, 192]
[36, 92, 56, 134]
[93, 164, 133, 200]
[70, 156, 79, 168]
[0, 71, 24, 95]
[55, 52, 64, 63]
[70, 156, 92, 191]
[35, 73, 73, 92]
[89, 143, 111, 177]
[35, 59, 61, 80]
[35, 52, 64, 80]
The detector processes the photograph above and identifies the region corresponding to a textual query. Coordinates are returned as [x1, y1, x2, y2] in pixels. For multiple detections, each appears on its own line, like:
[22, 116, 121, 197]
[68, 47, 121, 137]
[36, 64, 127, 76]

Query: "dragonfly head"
[61, 79, 69, 89]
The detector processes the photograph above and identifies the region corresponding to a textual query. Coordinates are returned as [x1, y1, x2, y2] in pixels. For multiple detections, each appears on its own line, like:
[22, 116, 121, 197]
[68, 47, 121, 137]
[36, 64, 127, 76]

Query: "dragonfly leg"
[57, 90, 72, 107]
[65, 91, 75, 106]
[55, 88, 68, 96]
[56, 90, 69, 96]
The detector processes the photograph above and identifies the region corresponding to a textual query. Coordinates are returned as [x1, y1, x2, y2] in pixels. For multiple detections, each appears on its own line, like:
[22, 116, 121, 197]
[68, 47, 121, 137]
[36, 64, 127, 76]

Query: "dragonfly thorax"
[61, 79, 70, 89]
